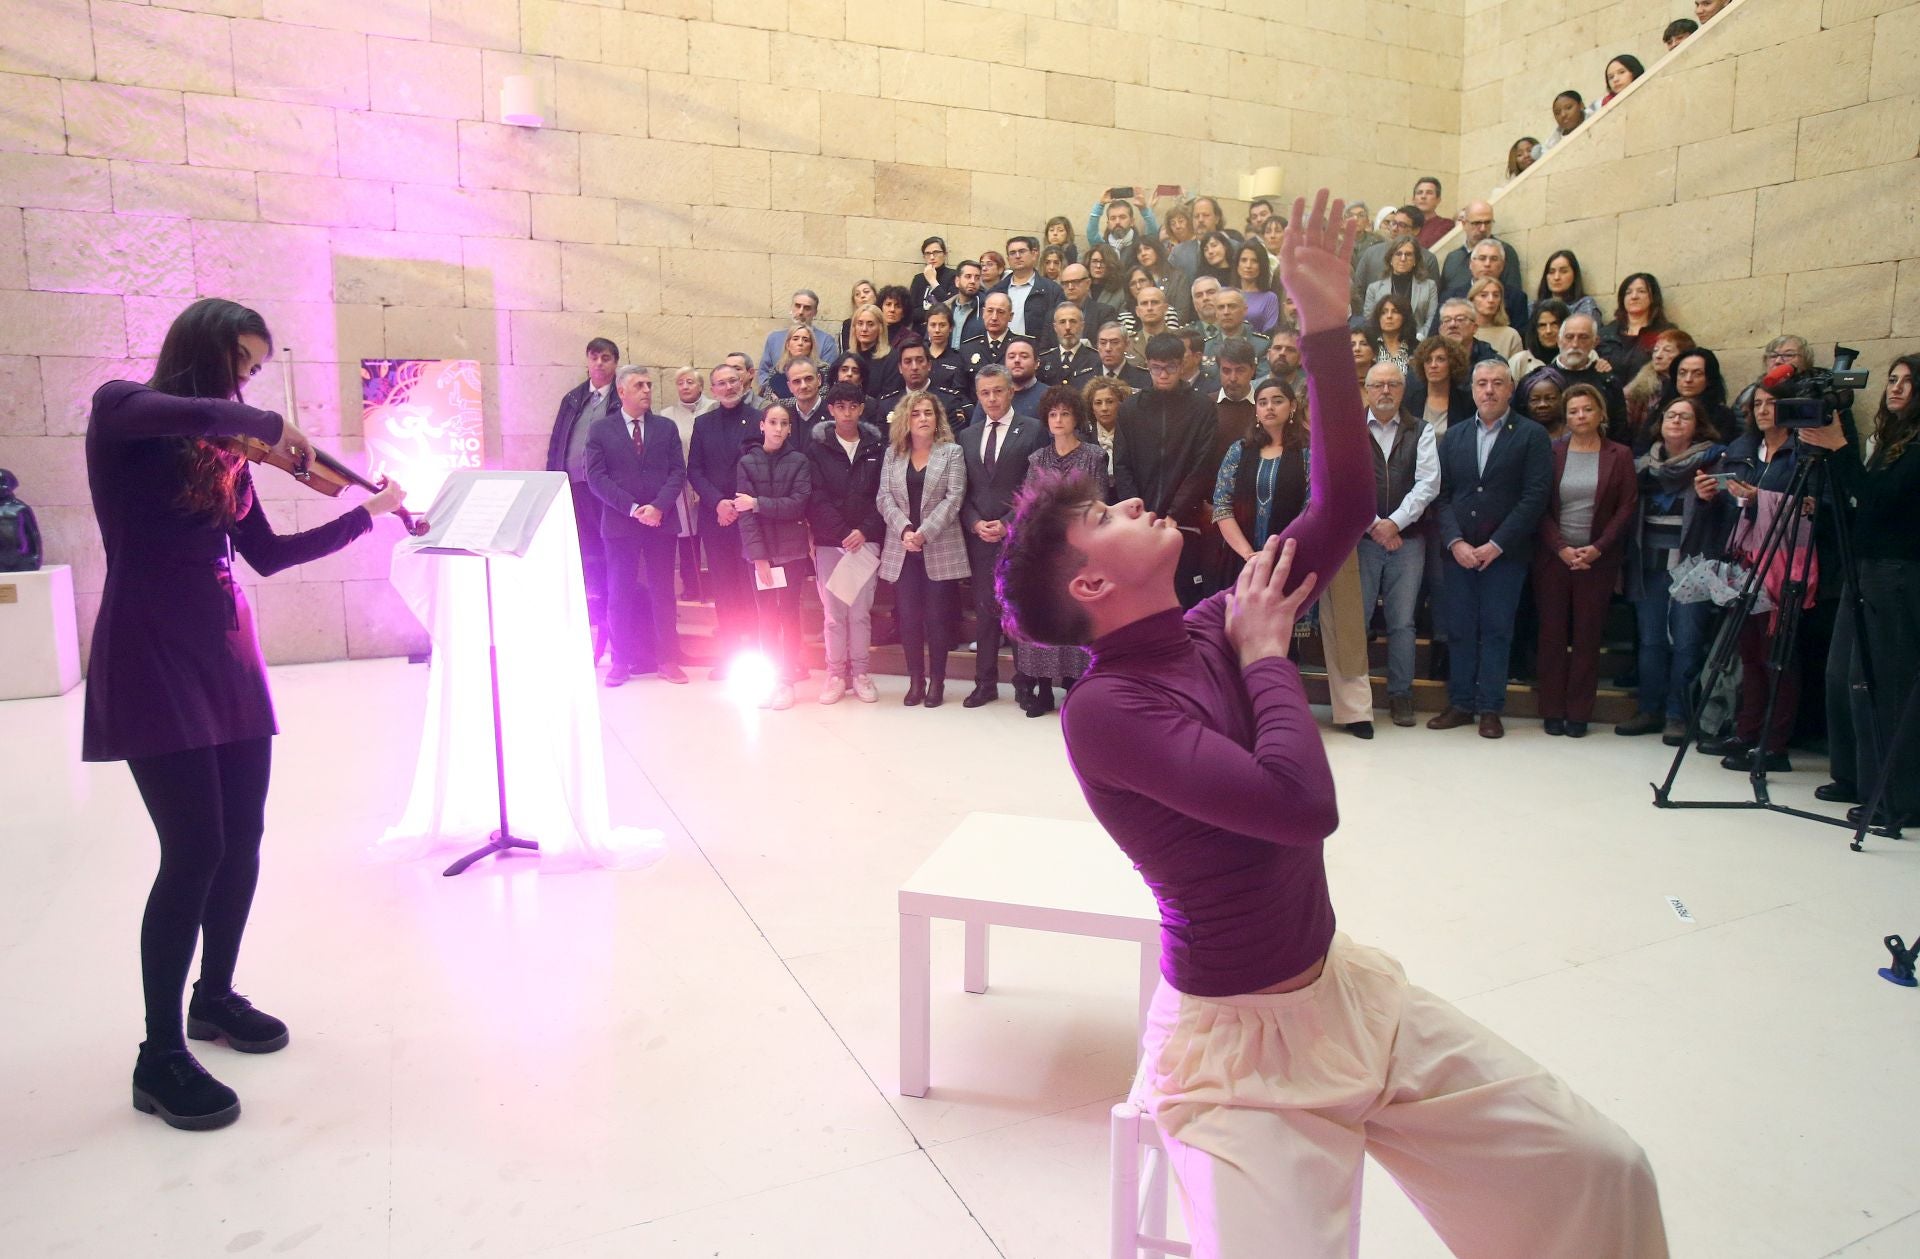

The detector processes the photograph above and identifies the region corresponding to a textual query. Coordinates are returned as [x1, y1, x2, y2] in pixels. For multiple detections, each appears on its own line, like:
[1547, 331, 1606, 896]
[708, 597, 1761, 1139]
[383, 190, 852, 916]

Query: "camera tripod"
[1651, 439, 1903, 848]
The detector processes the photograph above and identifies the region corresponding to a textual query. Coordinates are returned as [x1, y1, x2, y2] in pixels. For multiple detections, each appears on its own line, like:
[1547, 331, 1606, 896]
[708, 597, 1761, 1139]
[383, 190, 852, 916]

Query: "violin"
[228, 344, 431, 537]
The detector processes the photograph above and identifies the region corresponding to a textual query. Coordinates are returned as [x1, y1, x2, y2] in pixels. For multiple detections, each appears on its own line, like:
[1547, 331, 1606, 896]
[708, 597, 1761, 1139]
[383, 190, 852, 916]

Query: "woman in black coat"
[734, 401, 815, 708]
[86, 298, 407, 1130]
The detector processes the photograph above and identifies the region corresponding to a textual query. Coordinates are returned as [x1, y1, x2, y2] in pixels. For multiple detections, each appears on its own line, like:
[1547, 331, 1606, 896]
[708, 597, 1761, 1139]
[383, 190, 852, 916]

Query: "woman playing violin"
[85, 298, 406, 1131]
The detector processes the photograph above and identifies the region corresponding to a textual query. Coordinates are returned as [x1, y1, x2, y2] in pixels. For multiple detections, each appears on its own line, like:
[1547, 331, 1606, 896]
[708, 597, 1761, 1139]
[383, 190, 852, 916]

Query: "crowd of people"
[547, 11, 1916, 825]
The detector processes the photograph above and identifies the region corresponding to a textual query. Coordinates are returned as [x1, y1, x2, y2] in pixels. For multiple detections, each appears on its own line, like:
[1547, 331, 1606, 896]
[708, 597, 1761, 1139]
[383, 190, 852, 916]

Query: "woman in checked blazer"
[877, 389, 969, 707]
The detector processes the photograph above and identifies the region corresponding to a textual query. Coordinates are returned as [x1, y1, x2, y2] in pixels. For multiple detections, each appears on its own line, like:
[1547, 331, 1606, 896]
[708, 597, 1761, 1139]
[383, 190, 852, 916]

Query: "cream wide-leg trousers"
[1138, 935, 1669, 1259]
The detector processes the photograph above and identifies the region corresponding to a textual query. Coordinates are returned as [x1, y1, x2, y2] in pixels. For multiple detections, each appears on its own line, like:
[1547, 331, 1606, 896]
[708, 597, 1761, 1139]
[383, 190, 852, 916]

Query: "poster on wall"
[361, 359, 485, 512]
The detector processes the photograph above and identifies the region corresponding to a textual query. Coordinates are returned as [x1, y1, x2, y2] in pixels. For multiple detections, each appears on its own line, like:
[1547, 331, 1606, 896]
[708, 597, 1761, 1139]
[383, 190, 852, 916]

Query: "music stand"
[404, 471, 567, 877]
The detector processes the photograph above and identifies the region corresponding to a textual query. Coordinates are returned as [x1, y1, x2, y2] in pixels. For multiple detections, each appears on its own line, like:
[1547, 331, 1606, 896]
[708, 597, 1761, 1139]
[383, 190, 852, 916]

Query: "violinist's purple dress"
[82, 381, 371, 762]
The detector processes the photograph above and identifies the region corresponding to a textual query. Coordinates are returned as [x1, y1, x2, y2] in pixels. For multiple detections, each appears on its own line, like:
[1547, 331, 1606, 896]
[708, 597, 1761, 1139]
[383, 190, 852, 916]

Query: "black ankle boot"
[188, 985, 290, 1054]
[132, 1044, 240, 1131]
[1025, 682, 1056, 717]
[924, 677, 946, 708]
[903, 675, 926, 706]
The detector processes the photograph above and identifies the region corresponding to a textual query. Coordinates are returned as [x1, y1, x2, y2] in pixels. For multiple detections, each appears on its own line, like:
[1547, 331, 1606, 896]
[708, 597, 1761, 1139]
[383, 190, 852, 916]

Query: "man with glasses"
[1112, 332, 1222, 608]
[1435, 298, 1502, 367]
[992, 235, 1064, 346]
[912, 236, 956, 313]
[1359, 361, 1441, 726]
[1059, 262, 1117, 341]
[1439, 201, 1522, 310]
[1438, 239, 1530, 333]
[1522, 312, 1627, 440]
[756, 290, 839, 395]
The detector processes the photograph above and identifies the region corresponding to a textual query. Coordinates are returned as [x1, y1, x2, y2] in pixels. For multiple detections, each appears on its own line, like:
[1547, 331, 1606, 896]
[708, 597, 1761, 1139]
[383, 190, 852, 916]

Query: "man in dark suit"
[1438, 201, 1523, 301]
[1058, 263, 1117, 343]
[1427, 359, 1554, 737]
[1037, 303, 1099, 386]
[992, 235, 1064, 348]
[1112, 332, 1221, 608]
[958, 363, 1046, 708]
[1436, 238, 1529, 332]
[1082, 321, 1151, 390]
[960, 291, 1015, 375]
[544, 336, 622, 655]
[687, 360, 763, 677]
[585, 366, 691, 686]
[878, 338, 970, 430]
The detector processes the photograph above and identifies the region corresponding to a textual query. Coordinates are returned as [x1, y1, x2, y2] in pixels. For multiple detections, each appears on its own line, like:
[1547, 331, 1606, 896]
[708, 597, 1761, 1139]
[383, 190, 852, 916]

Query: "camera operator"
[1694, 380, 1820, 772]
[1798, 354, 1920, 828]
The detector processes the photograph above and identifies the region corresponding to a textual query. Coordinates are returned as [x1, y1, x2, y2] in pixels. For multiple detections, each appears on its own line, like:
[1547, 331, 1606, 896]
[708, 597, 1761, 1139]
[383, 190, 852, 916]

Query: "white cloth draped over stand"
[378, 480, 663, 872]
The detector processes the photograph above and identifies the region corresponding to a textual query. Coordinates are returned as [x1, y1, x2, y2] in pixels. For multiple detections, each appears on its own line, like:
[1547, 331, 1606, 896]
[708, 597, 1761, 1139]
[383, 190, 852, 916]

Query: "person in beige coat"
[877, 390, 969, 707]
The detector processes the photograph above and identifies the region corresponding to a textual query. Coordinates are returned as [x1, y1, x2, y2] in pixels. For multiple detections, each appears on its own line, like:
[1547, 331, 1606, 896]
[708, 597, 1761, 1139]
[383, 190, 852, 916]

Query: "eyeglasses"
[1365, 381, 1399, 391]
[923, 247, 945, 257]
[1766, 351, 1799, 362]
[1146, 362, 1180, 374]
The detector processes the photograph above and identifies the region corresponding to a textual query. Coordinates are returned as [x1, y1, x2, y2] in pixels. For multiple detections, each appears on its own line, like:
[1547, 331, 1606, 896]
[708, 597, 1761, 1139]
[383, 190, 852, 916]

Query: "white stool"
[1111, 1065, 1188, 1259]
[0, 564, 81, 699]
[897, 811, 1160, 1098]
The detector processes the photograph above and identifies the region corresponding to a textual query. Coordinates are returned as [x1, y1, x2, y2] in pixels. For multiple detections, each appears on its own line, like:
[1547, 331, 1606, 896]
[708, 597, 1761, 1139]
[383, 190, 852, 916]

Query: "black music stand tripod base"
[443, 830, 540, 878]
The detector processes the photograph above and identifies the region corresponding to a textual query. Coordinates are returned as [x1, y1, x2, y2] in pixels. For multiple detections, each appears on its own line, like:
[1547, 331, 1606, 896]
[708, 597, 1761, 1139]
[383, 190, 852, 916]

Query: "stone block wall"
[1480, 0, 1920, 388]
[0, 0, 1464, 667]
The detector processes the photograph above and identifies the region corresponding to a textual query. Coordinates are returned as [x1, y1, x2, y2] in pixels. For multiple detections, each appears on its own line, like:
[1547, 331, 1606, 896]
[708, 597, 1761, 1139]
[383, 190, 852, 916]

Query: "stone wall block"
[709, 148, 772, 210]
[1544, 149, 1676, 222]
[94, 1, 234, 95]
[1675, 119, 1798, 200]
[431, 0, 523, 52]
[0, 72, 65, 155]
[1045, 73, 1116, 129]
[0, 0, 96, 78]
[1614, 189, 1758, 287]
[1660, 274, 1789, 351]
[37, 357, 149, 436]
[331, 228, 468, 307]
[343, 578, 430, 658]
[820, 94, 896, 163]
[1622, 59, 1737, 156]
[256, 174, 396, 231]
[768, 153, 873, 217]
[843, 0, 923, 52]
[393, 185, 531, 238]
[1754, 160, 1920, 272]
[192, 219, 335, 301]
[560, 243, 662, 313]
[1796, 94, 1920, 180]
[511, 309, 632, 365]
[337, 113, 461, 187]
[647, 74, 740, 146]
[1731, 22, 1874, 132]
[599, 10, 692, 74]
[627, 314, 694, 370]
[1783, 262, 1899, 341]
[24, 210, 195, 298]
[1871, 3, 1920, 99]
[367, 36, 485, 120]
[0, 154, 114, 212]
[0, 435, 92, 507]
[255, 579, 348, 664]
[616, 199, 700, 248]
[186, 95, 338, 177]
[555, 62, 649, 138]
[771, 35, 878, 96]
[738, 83, 822, 155]
[494, 363, 584, 435]
[521, 0, 606, 62]
[874, 162, 971, 224]
[264, 0, 430, 40]
[661, 248, 773, 319]
[1895, 258, 1920, 337]
[687, 22, 772, 82]
[381, 305, 503, 361]
[112, 163, 259, 222]
[462, 237, 564, 311]
[62, 83, 188, 165]
[0, 292, 126, 359]
[459, 121, 581, 195]
[533, 194, 619, 243]
[231, 18, 370, 109]
[0, 355, 47, 436]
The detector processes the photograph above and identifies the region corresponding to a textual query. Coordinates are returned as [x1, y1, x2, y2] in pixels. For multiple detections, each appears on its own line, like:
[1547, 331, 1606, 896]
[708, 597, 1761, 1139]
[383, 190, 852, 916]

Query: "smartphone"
[1706, 471, 1740, 489]
[1154, 184, 1184, 199]
[1106, 186, 1135, 201]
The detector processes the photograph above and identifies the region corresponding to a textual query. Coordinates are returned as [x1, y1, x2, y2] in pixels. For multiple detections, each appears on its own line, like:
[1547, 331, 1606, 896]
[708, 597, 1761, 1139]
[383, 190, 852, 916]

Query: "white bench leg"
[899, 911, 930, 1097]
[964, 919, 989, 994]
[1109, 1103, 1141, 1259]
[1137, 943, 1159, 1037]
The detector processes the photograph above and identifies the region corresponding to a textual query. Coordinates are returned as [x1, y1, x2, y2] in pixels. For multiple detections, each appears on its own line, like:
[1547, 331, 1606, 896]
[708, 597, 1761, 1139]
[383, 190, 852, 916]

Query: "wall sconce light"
[501, 75, 544, 128]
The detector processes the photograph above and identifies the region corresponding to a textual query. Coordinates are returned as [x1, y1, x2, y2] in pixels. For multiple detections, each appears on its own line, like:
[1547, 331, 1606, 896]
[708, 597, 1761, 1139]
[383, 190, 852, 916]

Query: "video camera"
[1770, 343, 1870, 429]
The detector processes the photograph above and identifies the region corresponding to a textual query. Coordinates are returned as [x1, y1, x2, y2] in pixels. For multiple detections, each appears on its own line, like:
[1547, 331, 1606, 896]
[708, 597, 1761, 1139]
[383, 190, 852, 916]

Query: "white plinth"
[897, 811, 1161, 1098]
[0, 564, 81, 700]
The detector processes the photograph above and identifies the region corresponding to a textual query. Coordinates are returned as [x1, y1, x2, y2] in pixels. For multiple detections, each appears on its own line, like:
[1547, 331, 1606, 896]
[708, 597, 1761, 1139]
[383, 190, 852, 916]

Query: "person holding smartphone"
[1085, 187, 1160, 265]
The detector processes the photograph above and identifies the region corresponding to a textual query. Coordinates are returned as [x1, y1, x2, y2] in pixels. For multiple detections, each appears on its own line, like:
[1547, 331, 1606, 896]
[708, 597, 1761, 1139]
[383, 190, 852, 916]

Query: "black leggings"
[893, 553, 956, 682]
[125, 738, 273, 1050]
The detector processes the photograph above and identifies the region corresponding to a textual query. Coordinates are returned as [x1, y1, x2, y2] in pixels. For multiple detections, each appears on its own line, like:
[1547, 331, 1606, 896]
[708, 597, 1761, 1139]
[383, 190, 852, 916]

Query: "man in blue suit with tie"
[585, 366, 691, 686]
[1427, 359, 1552, 737]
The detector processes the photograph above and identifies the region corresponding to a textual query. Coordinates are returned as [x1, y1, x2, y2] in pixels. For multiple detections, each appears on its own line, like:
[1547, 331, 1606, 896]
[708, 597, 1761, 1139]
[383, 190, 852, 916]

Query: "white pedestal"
[0, 564, 82, 699]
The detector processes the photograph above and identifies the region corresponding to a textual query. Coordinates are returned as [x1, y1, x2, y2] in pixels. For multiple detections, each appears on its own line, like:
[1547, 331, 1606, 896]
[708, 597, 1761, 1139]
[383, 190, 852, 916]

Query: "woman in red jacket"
[86, 298, 405, 1130]
[1534, 383, 1639, 735]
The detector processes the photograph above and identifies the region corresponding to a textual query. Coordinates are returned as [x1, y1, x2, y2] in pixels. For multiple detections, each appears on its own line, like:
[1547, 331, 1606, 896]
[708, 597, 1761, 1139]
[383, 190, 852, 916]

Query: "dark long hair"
[1654, 347, 1730, 429]
[1367, 293, 1417, 350]
[1196, 231, 1237, 285]
[1871, 353, 1920, 468]
[1612, 271, 1669, 333]
[1527, 298, 1571, 360]
[1536, 249, 1588, 304]
[149, 298, 273, 522]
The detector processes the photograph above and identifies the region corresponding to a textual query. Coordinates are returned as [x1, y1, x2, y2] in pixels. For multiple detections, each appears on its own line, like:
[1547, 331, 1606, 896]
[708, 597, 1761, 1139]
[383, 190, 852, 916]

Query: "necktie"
[630, 415, 644, 459]
[984, 420, 1001, 477]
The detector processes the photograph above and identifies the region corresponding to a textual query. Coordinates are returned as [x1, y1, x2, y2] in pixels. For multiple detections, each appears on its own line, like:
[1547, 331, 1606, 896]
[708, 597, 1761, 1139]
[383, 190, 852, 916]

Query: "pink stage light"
[724, 651, 777, 707]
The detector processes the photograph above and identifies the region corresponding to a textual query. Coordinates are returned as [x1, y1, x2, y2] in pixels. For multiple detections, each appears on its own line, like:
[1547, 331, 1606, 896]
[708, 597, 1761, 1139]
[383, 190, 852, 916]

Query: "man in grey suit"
[585, 366, 691, 687]
[545, 337, 622, 656]
[958, 364, 1046, 707]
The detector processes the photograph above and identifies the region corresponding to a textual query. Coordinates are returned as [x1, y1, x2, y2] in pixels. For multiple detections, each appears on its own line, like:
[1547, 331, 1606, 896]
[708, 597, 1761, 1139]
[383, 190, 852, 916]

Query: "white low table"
[898, 811, 1161, 1098]
[0, 564, 81, 700]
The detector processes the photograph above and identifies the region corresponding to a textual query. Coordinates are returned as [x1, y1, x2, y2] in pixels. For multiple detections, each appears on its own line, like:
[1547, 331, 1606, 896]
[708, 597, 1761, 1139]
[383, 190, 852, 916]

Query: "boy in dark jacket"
[735, 402, 814, 709]
[807, 383, 889, 703]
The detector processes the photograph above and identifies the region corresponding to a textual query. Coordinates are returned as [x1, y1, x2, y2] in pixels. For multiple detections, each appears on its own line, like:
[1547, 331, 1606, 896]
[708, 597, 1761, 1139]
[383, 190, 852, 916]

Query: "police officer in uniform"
[1037, 303, 1100, 386]
[959, 292, 1016, 376]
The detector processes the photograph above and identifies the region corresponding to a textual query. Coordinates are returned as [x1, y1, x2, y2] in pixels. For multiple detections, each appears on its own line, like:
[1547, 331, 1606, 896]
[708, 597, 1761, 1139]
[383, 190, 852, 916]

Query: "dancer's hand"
[1227, 535, 1319, 668]
[1279, 189, 1359, 336]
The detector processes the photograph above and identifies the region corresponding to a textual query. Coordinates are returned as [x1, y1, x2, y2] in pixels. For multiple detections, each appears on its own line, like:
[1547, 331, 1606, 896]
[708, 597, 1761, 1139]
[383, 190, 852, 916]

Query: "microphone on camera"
[1761, 361, 1798, 391]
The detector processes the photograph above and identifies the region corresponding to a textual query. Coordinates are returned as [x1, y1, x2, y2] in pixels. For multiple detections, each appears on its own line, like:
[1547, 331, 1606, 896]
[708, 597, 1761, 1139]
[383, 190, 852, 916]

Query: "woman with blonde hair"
[1469, 277, 1525, 362]
[837, 278, 878, 356]
[876, 390, 968, 707]
[769, 325, 819, 400]
[843, 302, 900, 398]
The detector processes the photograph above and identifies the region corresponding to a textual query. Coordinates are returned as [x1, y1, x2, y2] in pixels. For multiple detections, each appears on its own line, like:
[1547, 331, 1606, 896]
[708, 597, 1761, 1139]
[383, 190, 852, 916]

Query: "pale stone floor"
[3, 657, 1917, 1258]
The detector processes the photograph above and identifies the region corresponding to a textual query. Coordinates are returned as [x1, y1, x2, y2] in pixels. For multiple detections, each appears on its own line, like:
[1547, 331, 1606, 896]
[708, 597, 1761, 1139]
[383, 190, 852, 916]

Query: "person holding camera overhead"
[1799, 355, 1920, 829]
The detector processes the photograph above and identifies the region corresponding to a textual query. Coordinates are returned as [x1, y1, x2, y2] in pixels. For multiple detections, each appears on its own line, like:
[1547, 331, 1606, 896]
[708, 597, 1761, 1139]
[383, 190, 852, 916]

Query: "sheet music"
[437, 479, 521, 552]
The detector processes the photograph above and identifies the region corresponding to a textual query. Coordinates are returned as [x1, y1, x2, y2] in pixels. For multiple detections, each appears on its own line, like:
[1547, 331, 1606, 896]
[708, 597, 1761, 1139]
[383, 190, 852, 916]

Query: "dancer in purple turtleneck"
[996, 193, 1667, 1259]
